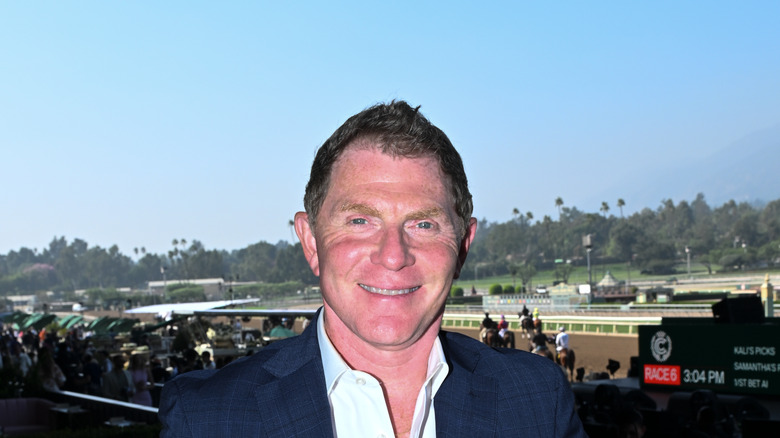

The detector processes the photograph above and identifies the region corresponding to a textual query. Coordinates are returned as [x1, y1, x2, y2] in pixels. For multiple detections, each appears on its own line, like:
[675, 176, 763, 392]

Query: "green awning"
[58, 314, 84, 329]
[3, 310, 29, 325]
[106, 318, 140, 333]
[20, 313, 57, 331]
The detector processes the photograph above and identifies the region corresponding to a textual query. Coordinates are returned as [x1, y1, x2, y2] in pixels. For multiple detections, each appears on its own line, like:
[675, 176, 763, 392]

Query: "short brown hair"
[303, 100, 473, 233]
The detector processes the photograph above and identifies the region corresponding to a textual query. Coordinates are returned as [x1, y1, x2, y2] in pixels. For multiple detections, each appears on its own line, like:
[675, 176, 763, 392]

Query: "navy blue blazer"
[159, 312, 586, 437]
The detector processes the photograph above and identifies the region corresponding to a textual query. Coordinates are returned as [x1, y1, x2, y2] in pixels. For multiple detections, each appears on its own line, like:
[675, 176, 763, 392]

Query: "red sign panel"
[644, 364, 681, 386]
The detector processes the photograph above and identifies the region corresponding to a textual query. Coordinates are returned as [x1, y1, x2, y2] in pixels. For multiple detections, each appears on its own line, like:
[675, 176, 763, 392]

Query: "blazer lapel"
[253, 311, 334, 438]
[254, 365, 333, 438]
[435, 333, 499, 437]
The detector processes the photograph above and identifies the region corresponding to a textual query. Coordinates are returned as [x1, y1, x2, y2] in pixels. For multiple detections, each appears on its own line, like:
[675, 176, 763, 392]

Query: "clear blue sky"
[2, 2, 779, 257]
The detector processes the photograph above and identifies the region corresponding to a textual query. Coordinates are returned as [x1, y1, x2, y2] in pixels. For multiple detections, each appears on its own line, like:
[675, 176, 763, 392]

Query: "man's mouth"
[358, 283, 421, 296]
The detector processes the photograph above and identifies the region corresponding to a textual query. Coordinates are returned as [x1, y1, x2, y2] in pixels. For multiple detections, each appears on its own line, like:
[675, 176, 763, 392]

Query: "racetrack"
[446, 327, 639, 379]
[90, 308, 640, 379]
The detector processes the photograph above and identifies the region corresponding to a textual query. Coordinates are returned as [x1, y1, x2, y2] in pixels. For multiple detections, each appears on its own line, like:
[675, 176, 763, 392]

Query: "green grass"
[456, 262, 780, 292]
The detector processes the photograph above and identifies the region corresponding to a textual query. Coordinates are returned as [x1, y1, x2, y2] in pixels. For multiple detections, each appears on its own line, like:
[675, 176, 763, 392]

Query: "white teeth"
[359, 284, 420, 296]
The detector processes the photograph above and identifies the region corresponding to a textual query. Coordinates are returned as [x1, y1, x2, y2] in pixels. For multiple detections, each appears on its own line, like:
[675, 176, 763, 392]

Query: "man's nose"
[370, 226, 415, 270]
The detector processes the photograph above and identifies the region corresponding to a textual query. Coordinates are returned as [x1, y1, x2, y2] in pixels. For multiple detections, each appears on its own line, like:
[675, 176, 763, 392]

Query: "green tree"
[555, 197, 564, 220]
[634, 239, 676, 275]
[167, 284, 206, 303]
[554, 263, 574, 283]
[517, 264, 536, 292]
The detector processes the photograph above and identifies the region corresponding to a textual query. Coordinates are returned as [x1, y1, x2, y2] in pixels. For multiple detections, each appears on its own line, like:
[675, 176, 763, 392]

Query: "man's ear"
[454, 217, 478, 279]
[294, 212, 320, 276]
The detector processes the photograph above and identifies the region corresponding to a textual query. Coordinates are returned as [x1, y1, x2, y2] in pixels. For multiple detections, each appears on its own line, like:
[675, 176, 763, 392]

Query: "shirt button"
[356, 377, 366, 385]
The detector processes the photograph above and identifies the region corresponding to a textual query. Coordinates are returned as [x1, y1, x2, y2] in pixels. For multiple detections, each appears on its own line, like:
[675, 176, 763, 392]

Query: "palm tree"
[617, 198, 625, 218]
[555, 197, 564, 220]
[288, 219, 296, 242]
[600, 201, 610, 217]
[526, 211, 534, 222]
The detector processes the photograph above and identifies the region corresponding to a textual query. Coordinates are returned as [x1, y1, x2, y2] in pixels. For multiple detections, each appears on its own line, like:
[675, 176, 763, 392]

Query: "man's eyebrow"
[406, 207, 445, 221]
[338, 202, 382, 217]
[338, 203, 445, 221]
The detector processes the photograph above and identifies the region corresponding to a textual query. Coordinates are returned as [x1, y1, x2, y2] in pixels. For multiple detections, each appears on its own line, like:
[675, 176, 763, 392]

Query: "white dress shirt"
[317, 315, 449, 438]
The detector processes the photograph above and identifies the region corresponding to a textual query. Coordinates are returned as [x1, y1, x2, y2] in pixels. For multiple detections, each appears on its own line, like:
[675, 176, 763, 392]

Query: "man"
[201, 351, 216, 370]
[102, 354, 134, 402]
[555, 326, 570, 358]
[532, 330, 550, 352]
[158, 101, 585, 437]
[533, 306, 542, 334]
[497, 314, 508, 338]
[267, 316, 297, 338]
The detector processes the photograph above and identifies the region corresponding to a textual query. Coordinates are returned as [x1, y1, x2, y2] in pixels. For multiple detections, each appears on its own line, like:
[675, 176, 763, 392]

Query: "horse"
[532, 344, 555, 361]
[499, 330, 515, 349]
[533, 318, 542, 334]
[480, 320, 515, 349]
[518, 314, 534, 339]
[482, 327, 502, 348]
[557, 348, 576, 382]
[480, 317, 500, 348]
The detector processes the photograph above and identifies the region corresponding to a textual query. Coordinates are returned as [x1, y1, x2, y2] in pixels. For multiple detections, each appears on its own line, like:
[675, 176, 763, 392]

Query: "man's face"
[296, 146, 476, 351]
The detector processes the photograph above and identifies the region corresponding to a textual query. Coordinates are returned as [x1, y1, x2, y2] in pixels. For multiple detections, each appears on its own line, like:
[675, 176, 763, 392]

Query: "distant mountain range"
[599, 123, 780, 212]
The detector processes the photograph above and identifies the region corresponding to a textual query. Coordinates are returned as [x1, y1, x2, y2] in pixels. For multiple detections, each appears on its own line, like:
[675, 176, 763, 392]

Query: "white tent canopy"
[124, 298, 260, 316]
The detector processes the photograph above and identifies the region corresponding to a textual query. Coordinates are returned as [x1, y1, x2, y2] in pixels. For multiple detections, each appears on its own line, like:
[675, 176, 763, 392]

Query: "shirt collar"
[317, 313, 449, 395]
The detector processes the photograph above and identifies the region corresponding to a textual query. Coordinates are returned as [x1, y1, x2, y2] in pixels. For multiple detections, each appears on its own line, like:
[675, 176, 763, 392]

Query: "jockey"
[497, 315, 508, 338]
[532, 307, 541, 334]
[481, 312, 495, 329]
[531, 331, 548, 353]
[555, 326, 570, 356]
[521, 305, 529, 317]
[480, 312, 495, 342]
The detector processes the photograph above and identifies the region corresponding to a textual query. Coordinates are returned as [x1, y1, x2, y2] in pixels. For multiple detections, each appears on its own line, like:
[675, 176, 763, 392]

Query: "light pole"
[583, 234, 593, 286]
[626, 259, 631, 295]
[685, 246, 691, 280]
[161, 265, 167, 303]
[582, 234, 594, 306]
[224, 274, 239, 302]
[586, 248, 592, 286]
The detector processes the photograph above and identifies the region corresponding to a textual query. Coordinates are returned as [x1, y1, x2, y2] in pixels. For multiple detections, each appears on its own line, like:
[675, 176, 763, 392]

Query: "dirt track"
[91, 310, 639, 378]
[447, 327, 639, 379]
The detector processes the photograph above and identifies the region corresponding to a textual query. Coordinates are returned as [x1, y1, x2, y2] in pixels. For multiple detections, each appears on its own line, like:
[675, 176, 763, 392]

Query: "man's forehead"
[333, 145, 447, 183]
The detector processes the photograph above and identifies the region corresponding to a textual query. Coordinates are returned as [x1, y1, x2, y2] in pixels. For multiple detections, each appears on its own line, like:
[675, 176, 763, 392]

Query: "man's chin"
[359, 320, 440, 349]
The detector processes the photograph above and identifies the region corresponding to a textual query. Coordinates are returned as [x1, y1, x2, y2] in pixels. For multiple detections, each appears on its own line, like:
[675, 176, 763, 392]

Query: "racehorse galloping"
[557, 348, 576, 382]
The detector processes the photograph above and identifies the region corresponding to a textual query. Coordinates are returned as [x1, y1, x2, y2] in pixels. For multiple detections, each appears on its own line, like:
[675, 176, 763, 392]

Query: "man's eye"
[350, 218, 367, 225]
[416, 221, 433, 229]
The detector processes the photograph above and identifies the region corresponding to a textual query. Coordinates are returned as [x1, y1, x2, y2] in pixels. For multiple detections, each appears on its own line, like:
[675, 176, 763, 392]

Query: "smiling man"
[159, 101, 586, 437]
